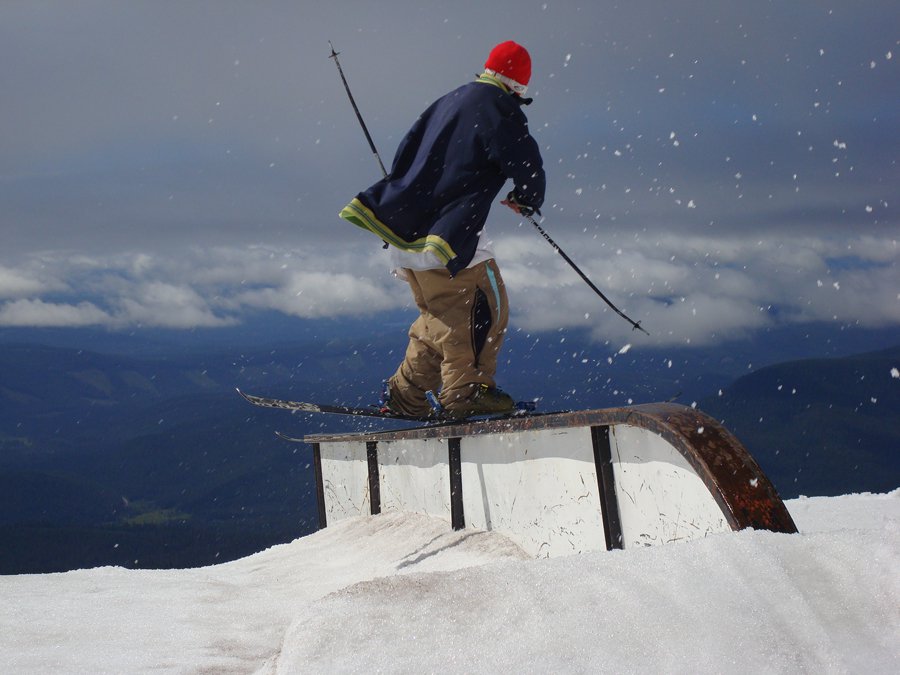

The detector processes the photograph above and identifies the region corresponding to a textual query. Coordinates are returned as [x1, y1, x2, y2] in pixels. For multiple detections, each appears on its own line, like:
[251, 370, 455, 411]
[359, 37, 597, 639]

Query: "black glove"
[502, 191, 540, 218]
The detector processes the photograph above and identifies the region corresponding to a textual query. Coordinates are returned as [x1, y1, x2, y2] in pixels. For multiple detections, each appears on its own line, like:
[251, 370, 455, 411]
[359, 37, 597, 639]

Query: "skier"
[340, 40, 546, 418]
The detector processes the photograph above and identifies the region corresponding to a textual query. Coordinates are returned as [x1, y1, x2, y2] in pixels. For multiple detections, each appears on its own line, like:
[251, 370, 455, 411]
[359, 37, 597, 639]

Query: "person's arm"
[487, 106, 546, 212]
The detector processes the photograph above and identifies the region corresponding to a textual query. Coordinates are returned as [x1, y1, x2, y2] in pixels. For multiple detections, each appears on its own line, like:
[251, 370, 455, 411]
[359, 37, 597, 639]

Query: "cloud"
[115, 281, 237, 329]
[0, 246, 405, 330]
[0, 299, 111, 328]
[0, 265, 55, 299]
[230, 270, 399, 319]
[0, 232, 895, 345]
[497, 229, 899, 346]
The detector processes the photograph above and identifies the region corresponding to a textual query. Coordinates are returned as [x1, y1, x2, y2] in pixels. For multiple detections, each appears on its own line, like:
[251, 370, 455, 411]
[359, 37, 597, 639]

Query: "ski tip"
[235, 388, 262, 406]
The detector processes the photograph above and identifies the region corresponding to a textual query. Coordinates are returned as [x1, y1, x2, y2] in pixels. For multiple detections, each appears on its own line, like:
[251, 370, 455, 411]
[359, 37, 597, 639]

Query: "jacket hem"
[340, 198, 457, 266]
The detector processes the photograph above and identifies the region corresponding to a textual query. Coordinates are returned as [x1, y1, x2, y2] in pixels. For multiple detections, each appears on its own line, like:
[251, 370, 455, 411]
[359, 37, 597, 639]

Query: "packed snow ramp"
[303, 403, 797, 556]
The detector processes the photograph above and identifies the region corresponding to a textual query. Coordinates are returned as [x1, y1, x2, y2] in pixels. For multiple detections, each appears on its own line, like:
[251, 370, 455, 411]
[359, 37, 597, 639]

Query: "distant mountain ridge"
[701, 345, 900, 498]
[0, 341, 330, 574]
[1, 327, 897, 573]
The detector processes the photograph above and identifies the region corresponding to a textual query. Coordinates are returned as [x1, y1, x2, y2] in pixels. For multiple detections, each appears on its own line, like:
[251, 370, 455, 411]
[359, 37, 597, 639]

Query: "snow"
[2, 492, 898, 674]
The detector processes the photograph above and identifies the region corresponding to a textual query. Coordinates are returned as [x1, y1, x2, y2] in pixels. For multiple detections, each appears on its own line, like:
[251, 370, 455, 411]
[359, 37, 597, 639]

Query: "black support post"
[311, 443, 327, 530]
[591, 426, 623, 550]
[366, 441, 381, 515]
[448, 437, 465, 530]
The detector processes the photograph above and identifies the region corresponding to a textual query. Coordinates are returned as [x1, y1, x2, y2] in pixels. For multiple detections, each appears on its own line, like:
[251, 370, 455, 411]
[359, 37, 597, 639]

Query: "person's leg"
[413, 260, 511, 413]
[466, 258, 509, 389]
[386, 271, 442, 416]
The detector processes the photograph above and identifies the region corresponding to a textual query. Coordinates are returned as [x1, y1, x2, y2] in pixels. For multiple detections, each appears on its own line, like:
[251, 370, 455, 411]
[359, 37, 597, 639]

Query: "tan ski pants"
[388, 259, 509, 416]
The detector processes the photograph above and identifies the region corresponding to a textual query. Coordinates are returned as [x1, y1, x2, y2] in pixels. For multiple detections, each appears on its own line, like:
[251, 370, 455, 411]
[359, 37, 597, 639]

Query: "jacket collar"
[475, 71, 533, 106]
[476, 71, 511, 93]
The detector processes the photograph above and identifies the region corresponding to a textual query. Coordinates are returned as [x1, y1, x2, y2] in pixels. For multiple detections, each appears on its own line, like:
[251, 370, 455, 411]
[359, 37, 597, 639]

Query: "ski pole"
[328, 42, 388, 178]
[525, 214, 649, 335]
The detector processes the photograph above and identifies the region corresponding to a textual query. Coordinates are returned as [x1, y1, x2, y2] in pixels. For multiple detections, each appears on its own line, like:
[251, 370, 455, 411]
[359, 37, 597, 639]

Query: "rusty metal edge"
[304, 403, 797, 534]
[620, 404, 798, 535]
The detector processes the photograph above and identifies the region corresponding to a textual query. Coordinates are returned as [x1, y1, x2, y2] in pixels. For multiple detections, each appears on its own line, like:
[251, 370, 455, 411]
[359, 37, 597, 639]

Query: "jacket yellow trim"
[339, 198, 457, 265]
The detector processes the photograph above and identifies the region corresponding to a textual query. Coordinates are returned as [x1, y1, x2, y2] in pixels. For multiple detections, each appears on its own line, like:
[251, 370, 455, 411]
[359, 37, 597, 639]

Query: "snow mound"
[1, 513, 527, 674]
[268, 527, 898, 674]
[2, 492, 898, 674]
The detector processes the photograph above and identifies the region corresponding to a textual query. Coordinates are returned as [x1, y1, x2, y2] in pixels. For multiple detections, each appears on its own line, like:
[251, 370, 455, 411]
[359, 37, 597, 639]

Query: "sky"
[1, 1, 897, 347]
[2, 491, 898, 672]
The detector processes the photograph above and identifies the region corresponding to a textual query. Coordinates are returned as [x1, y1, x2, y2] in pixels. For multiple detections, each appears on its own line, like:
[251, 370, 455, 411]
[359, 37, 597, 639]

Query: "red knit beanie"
[484, 41, 532, 93]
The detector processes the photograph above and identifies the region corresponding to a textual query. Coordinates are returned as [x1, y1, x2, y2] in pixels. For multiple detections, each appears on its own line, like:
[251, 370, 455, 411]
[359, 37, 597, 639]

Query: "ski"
[273, 408, 539, 443]
[236, 388, 430, 421]
[237, 388, 538, 424]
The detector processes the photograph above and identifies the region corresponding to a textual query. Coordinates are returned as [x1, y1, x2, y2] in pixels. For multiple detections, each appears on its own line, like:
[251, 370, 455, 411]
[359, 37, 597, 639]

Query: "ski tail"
[236, 388, 431, 421]
[236, 388, 325, 414]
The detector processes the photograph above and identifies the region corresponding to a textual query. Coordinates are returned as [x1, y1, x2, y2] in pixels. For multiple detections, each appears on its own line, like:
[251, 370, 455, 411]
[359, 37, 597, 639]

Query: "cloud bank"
[0, 231, 895, 347]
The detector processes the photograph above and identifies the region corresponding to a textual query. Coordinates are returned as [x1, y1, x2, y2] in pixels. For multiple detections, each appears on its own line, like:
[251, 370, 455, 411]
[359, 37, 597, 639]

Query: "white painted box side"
[610, 424, 728, 547]
[320, 441, 371, 524]
[460, 428, 605, 558]
[378, 438, 452, 522]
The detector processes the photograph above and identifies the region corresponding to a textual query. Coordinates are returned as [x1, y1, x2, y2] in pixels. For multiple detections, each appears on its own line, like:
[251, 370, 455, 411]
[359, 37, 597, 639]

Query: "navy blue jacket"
[340, 74, 545, 275]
